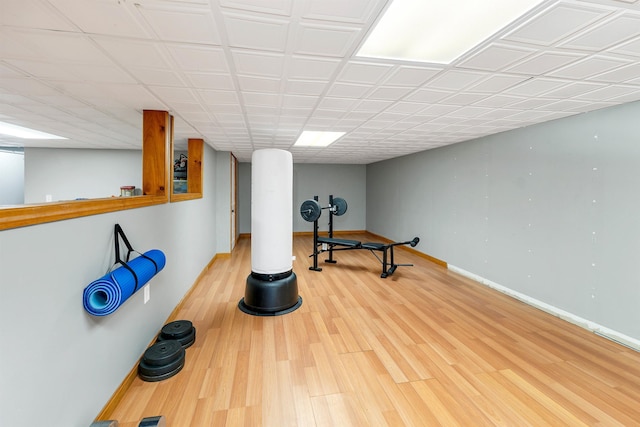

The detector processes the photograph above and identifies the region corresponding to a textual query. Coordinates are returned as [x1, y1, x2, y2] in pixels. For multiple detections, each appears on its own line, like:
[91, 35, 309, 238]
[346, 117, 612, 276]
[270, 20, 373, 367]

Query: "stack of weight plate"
[156, 320, 196, 349]
[138, 339, 185, 382]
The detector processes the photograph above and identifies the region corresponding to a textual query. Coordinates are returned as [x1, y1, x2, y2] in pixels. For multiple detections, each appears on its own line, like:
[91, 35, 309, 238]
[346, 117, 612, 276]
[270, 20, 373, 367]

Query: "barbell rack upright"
[309, 195, 323, 272]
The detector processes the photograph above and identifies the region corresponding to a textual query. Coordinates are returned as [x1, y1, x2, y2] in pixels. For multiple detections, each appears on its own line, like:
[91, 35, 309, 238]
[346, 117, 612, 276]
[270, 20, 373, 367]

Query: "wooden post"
[142, 110, 171, 197]
[187, 138, 204, 194]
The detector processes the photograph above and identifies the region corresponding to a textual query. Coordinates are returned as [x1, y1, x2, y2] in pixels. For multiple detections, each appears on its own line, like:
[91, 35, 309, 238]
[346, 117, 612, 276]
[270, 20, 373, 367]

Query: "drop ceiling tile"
[542, 81, 608, 98]
[150, 86, 198, 104]
[536, 99, 595, 111]
[404, 88, 452, 103]
[353, 99, 394, 113]
[610, 36, 640, 57]
[206, 103, 242, 113]
[589, 62, 640, 83]
[282, 94, 317, 108]
[575, 85, 640, 102]
[65, 63, 138, 84]
[505, 77, 571, 96]
[458, 43, 536, 71]
[220, 0, 293, 16]
[137, 4, 221, 44]
[301, 0, 381, 24]
[441, 93, 490, 106]
[185, 72, 234, 90]
[285, 79, 328, 96]
[509, 97, 562, 110]
[12, 31, 113, 65]
[0, 77, 60, 96]
[559, 13, 640, 51]
[382, 66, 441, 87]
[325, 82, 372, 98]
[424, 70, 487, 91]
[231, 50, 285, 77]
[293, 23, 362, 57]
[506, 51, 587, 75]
[548, 55, 631, 79]
[48, 0, 150, 38]
[0, 0, 75, 31]
[4, 59, 75, 81]
[317, 97, 359, 110]
[94, 38, 170, 69]
[472, 94, 525, 108]
[504, 3, 612, 46]
[223, 12, 289, 52]
[166, 45, 229, 73]
[242, 92, 279, 108]
[337, 61, 394, 84]
[469, 74, 531, 93]
[367, 86, 414, 100]
[288, 56, 341, 80]
[199, 90, 240, 105]
[237, 75, 281, 92]
[384, 102, 429, 114]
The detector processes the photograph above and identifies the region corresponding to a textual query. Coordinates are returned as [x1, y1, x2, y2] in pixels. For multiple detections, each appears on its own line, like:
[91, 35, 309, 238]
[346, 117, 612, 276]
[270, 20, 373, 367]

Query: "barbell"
[300, 197, 347, 222]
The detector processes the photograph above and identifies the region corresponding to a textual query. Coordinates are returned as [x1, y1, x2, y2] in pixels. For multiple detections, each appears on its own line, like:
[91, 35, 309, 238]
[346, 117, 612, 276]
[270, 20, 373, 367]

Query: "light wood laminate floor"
[108, 234, 640, 426]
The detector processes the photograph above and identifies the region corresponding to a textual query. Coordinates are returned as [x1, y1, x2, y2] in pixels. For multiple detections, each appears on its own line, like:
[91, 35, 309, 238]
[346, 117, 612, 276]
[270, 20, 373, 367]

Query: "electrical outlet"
[144, 286, 150, 304]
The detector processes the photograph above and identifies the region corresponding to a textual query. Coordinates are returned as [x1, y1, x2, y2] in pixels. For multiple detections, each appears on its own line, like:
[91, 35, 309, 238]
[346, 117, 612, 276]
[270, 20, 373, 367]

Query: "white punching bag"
[251, 149, 293, 275]
[239, 148, 301, 316]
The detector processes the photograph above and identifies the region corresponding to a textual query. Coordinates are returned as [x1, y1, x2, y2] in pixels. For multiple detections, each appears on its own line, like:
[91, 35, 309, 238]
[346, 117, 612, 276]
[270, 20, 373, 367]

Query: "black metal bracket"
[113, 224, 158, 292]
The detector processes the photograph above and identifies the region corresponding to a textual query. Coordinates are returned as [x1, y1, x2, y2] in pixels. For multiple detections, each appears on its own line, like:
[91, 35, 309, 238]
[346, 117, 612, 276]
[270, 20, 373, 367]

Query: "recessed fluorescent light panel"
[294, 131, 345, 147]
[357, 0, 546, 64]
[0, 121, 67, 139]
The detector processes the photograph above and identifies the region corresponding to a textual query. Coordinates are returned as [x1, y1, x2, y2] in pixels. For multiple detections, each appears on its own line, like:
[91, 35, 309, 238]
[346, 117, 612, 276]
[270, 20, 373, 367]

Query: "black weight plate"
[300, 199, 321, 222]
[138, 358, 184, 382]
[160, 320, 193, 339]
[333, 197, 348, 216]
[158, 327, 196, 349]
[90, 422, 119, 427]
[139, 415, 166, 427]
[142, 340, 184, 367]
[138, 354, 185, 377]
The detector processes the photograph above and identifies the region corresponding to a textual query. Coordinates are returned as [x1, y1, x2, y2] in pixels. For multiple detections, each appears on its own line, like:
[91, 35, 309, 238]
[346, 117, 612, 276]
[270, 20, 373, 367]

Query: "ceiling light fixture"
[0, 121, 67, 140]
[294, 131, 345, 147]
[357, 0, 546, 64]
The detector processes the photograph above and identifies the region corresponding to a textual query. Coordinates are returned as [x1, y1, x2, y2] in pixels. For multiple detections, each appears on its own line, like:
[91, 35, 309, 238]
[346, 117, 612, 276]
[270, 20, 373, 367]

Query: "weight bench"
[306, 195, 419, 278]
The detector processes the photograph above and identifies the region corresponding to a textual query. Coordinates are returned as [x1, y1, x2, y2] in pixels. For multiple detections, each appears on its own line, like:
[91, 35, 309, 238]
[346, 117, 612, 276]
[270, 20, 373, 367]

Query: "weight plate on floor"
[160, 320, 193, 339]
[300, 199, 321, 222]
[138, 358, 184, 382]
[142, 340, 184, 367]
[333, 197, 347, 216]
[158, 327, 196, 349]
[138, 354, 185, 377]
[139, 415, 166, 427]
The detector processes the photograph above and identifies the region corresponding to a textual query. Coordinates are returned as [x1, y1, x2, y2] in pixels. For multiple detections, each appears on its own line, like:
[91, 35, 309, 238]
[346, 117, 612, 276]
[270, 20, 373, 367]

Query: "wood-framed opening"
[170, 138, 203, 203]
[0, 110, 172, 231]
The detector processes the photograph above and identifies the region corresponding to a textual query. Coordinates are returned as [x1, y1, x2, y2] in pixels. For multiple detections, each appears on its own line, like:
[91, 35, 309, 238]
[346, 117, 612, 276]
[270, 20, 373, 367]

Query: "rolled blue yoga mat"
[83, 249, 166, 316]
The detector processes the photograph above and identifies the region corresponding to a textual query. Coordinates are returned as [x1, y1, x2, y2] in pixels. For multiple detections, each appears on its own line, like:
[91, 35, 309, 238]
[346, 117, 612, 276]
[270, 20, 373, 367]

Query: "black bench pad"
[360, 242, 387, 250]
[317, 237, 362, 248]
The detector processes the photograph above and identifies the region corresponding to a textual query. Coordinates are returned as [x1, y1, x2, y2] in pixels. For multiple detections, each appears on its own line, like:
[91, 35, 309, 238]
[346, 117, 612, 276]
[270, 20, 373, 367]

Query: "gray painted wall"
[238, 163, 367, 234]
[24, 148, 142, 203]
[0, 145, 223, 427]
[0, 148, 24, 205]
[367, 101, 640, 343]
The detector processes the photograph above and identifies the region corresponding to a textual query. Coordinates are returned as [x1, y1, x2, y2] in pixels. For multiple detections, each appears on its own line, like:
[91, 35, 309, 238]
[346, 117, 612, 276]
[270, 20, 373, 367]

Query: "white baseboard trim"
[448, 264, 640, 352]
